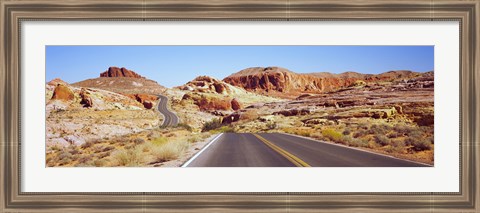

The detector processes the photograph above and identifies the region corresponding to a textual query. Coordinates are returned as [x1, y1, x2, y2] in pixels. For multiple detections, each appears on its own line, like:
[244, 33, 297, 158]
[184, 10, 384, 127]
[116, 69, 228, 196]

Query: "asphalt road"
[182, 133, 430, 167]
[157, 94, 179, 127]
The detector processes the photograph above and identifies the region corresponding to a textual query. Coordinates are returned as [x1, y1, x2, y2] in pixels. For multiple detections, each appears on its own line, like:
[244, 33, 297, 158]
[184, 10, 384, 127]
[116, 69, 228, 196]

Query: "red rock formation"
[100, 66, 144, 78]
[182, 93, 232, 111]
[222, 113, 241, 124]
[122, 93, 158, 109]
[223, 67, 424, 97]
[177, 76, 232, 95]
[51, 84, 74, 101]
[79, 88, 93, 108]
[143, 101, 153, 109]
[47, 78, 69, 86]
[231, 98, 242, 111]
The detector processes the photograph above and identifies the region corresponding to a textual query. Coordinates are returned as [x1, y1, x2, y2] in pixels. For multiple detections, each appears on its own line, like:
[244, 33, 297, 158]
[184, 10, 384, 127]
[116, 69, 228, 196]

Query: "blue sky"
[46, 46, 434, 88]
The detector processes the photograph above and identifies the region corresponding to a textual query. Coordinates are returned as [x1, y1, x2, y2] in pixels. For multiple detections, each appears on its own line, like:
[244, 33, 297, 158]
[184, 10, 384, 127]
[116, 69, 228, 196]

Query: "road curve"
[183, 133, 430, 167]
[157, 94, 179, 127]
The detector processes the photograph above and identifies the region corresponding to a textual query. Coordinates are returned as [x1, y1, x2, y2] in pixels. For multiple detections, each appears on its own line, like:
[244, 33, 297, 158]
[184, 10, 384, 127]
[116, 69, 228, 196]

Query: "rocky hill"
[72, 66, 165, 94]
[100, 66, 145, 78]
[175, 75, 248, 95]
[223, 66, 429, 98]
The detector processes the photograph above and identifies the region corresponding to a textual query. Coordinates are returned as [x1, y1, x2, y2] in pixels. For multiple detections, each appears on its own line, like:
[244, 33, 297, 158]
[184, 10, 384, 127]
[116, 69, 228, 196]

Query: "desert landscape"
[46, 64, 434, 167]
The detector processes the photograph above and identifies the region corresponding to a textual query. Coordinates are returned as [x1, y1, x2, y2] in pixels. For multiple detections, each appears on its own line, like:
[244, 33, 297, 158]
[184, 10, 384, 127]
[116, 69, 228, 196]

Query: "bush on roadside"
[202, 118, 223, 132]
[266, 121, 277, 130]
[405, 137, 432, 151]
[374, 134, 391, 146]
[176, 123, 193, 132]
[111, 148, 144, 166]
[151, 140, 190, 163]
[342, 129, 351, 135]
[151, 136, 168, 146]
[322, 129, 343, 143]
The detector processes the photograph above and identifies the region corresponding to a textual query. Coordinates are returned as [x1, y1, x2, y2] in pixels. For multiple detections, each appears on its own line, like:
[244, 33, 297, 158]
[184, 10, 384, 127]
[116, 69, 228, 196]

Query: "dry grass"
[111, 148, 145, 166]
[150, 140, 190, 163]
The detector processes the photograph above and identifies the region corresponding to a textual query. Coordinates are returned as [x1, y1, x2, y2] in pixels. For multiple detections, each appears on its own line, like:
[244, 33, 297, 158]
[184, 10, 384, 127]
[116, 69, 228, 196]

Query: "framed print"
[1, 0, 479, 212]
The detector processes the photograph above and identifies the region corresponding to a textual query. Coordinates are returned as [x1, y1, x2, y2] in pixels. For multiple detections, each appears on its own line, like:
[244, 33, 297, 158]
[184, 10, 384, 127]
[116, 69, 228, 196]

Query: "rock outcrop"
[100, 66, 144, 78]
[222, 112, 241, 124]
[182, 93, 232, 111]
[123, 93, 158, 109]
[231, 98, 242, 111]
[51, 84, 74, 101]
[176, 75, 247, 95]
[223, 66, 425, 97]
[47, 78, 69, 86]
[273, 108, 311, 117]
[143, 101, 153, 109]
[79, 88, 93, 108]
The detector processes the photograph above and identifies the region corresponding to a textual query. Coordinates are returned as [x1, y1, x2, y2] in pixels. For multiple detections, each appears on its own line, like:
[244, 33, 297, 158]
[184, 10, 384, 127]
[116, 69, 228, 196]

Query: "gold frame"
[1, 0, 478, 212]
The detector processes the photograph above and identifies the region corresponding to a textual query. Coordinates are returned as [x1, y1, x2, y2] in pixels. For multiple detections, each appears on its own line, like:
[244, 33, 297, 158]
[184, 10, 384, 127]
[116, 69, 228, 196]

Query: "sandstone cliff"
[223, 67, 427, 98]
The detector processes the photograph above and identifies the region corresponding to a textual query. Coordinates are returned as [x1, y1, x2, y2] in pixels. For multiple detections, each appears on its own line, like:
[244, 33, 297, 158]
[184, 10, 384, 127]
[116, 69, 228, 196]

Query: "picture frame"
[1, 0, 478, 212]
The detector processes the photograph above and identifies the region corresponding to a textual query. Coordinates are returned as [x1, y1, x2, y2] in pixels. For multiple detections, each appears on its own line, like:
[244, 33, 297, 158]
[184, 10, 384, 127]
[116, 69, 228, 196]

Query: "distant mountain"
[223, 66, 429, 98]
[100, 66, 145, 78]
[72, 66, 165, 94]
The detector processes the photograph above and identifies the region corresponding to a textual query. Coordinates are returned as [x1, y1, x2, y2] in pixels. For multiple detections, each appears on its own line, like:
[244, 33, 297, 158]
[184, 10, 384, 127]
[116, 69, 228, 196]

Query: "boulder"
[231, 98, 242, 110]
[123, 93, 158, 109]
[51, 84, 74, 101]
[143, 101, 153, 109]
[47, 78, 69, 86]
[79, 88, 93, 108]
[222, 113, 241, 124]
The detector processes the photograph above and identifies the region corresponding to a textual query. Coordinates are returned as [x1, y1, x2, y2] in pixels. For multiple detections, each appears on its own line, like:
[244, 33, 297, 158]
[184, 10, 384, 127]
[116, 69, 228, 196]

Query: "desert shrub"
[94, 159, 108, 167]
[387, 132, 402, 138]
[405, 138, 432, 151]
[208, 125, 235, 134]
[322, 129, 343, 143]
[151, 140, 190, 163]
[408, 130, 423, 138]
[241, 109, 259, 121]
[338, 135, 352, 145]
[133, 138, 145, 145]
[111, 148, 144, 166]
[342, 129, 351, 135]
[102, 145, 115, 152]
[187, 135, 201, 143]
[393, 123, 413, 135]
[176, 123, 193, 132]
[77, 155, 93, 164]
[291, 129, 313, 137]
[348, 138, 369, 147]
[358, 123, 369, 130]
[58, 155, 72, 166]
[116, 137, 129, 145]
[202, 118, 223, 132]
[151, 137, 168, 146]
[81, 140, 94, 149]
[368, 124, 388, 135]
[266, 121, 277, 130]
[353, 130, 367, 138]
[374, 134, 391, 146]
[69, 147, 81, 155]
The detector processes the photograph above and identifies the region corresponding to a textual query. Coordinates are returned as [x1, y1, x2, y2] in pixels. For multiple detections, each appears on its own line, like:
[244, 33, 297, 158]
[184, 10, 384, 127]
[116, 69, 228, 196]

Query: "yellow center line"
[253, 134, 311, 167]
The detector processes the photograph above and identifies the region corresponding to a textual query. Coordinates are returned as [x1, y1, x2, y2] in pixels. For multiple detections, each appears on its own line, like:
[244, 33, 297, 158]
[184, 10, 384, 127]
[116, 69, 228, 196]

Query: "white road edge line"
[181, 133, 224, 167]
[277, 132, 433, 167]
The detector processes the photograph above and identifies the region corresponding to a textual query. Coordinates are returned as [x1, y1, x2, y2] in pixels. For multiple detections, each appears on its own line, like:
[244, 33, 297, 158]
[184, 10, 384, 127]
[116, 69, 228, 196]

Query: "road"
[182, 133, 430, 167]
[157, 94, 179, 127]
